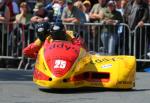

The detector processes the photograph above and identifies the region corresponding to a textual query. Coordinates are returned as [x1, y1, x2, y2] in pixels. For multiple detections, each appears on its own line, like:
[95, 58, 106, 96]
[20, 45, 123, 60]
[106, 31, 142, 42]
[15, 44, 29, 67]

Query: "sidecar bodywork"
[33, 46, 136, 89]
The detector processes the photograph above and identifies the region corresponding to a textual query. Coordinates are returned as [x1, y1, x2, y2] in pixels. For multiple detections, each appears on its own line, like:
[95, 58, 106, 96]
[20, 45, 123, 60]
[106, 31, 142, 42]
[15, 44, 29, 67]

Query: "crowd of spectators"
[0, 0, 150, 56]
[0, 0, 150, 69]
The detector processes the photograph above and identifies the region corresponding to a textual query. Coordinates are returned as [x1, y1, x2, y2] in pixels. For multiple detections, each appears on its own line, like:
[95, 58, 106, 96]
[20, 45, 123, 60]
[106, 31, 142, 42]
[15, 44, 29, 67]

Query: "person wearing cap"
[99, 0, 123, 55]
[61, 0, 86, 23]
[30, 2, 51, 23]
[83, 0, 91, 14]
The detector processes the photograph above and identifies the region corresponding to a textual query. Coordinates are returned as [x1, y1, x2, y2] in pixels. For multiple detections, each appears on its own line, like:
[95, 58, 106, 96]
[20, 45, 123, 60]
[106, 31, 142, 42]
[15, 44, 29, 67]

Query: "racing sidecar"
[33, 39, 136, 89]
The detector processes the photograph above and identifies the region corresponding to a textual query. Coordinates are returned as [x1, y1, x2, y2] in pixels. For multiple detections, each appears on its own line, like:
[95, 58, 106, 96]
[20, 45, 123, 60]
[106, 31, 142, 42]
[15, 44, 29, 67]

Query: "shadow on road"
[0, 70, 32, 81]
[39, 87, 150, 94]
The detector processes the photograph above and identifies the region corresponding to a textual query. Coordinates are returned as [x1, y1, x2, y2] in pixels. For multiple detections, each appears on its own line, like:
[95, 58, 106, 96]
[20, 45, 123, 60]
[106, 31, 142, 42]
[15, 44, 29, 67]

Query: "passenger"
[23, 22, 85, 59]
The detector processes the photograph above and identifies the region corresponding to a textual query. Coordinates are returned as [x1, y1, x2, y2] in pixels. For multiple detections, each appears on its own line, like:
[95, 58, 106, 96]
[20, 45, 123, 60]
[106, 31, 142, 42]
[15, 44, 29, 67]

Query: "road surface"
[0, 69, 150, 103]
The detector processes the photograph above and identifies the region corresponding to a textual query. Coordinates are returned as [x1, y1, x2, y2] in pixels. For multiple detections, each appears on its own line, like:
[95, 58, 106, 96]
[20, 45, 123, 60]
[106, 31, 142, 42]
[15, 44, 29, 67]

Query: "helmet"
[50, 22, 66, 40]
[35, 22, 51, 41]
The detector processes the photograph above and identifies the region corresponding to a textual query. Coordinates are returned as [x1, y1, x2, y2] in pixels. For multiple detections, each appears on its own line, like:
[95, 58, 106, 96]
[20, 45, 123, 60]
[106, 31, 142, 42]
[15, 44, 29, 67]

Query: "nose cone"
[43, 41, 81, 77]
[49, 59, 73, 77]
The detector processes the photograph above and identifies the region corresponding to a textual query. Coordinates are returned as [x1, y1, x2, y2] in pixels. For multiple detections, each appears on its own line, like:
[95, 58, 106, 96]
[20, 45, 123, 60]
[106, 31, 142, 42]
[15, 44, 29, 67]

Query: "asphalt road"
[0, 69, 150, 103]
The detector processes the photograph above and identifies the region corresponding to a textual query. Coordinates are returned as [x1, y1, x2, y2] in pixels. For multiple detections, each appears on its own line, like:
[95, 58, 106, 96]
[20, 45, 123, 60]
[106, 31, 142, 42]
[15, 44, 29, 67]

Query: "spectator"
[100, 0, 123, 55]
[45, 0, 61, 10]
[44, 0, 54, 9]
[10, 2, 32, 57]
[15, 2, 32, 25]
[146, 0, 150, 56]
[83, 0, 91, 14]
[36, 0, 48, 6]
[5, 0, 19, 22]
[89, 0, 107, 51]
[0, 0, 10, 54]
[124, 0, 149, 58]
[58, 0, 66, 14]
[0, 0, 10, 23]
[4, 0, 19, 35]
[116, 0, 128, 16]
[115, 0, 128, 54]
[74, 1, 90, 22]
[15, 2, 32, 42]
[52, 0, 66, 22]
[61, 0, 86, 23]
[44, 0, 57, 21]
[124, 0, 149, 30]
[30, 3, 50, 23]
[0, 0, 11, 67]
[74, 0, 89, 46]
[89, 0, 107, 23]
[27, 0, 36, 13]
[74, 0, 85, 11]
[148, 0, 150, 22]
[30, 2, 54, 43]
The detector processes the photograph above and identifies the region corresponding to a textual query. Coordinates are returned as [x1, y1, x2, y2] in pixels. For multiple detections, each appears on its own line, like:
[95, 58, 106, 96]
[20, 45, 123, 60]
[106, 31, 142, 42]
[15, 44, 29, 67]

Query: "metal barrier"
[64, 23, 132, 55]
[0, 22, 36, 69]
[0, 23, 23, 68]
[133, 23, 150, 62]
[0, 22, 150, 70]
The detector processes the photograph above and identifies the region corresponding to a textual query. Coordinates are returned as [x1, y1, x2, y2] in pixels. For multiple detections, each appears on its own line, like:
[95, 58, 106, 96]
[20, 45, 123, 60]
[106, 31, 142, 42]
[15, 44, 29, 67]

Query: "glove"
[36, 22, 51, 41]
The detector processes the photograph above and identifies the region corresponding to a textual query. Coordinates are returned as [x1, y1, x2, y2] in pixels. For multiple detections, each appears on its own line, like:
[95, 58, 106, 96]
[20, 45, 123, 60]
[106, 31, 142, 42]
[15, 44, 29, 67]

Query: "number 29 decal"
[54, 60, 67, 69]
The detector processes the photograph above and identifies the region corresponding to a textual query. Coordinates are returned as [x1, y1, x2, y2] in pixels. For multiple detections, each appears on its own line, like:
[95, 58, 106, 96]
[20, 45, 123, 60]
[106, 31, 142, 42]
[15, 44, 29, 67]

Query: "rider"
[23, 22, 85, 59]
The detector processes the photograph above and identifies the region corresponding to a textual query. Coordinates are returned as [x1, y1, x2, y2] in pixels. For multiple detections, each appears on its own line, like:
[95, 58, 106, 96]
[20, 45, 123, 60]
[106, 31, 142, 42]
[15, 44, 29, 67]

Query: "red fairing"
[44, 40, 81, 77]
[23, 43, 42, 59]
[23, 38, 84, 77]
[23, 37, 84, 59]
[33, 68, 49, 80]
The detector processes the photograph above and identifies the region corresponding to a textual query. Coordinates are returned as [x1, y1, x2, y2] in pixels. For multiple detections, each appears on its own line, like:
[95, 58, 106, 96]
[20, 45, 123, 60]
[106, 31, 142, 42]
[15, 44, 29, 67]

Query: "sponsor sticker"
[101, 64, 112, 69]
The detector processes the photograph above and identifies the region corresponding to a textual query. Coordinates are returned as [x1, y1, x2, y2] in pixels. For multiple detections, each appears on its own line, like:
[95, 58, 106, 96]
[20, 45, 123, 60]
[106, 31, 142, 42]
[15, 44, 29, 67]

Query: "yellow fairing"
[33, 30, 136, 89]
[33, 47, 136, 89]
